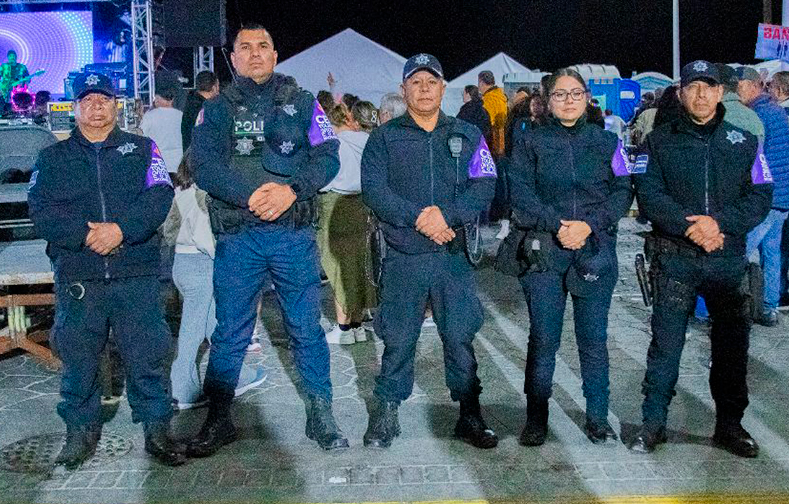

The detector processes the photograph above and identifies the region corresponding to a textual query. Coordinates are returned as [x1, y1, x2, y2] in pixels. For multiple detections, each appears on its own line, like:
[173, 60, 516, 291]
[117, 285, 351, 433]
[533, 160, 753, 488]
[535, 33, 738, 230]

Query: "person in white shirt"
[603, 109, 627, 140]
[318, 101, 379, 344]
[140, 87, 184, 173]
[168, 151, 266, 409]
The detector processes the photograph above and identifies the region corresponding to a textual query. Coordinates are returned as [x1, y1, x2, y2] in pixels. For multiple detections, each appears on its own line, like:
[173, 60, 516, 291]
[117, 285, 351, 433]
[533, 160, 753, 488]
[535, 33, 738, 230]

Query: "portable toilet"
[588, 78, 641, 123]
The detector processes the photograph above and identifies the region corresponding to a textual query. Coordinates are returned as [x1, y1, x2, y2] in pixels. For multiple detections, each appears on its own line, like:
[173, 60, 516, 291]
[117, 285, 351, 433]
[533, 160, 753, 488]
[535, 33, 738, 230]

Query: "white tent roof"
[569, 63, 621, 82]
[729, 59, 789, 79]
[631, 71, 675, 95]
[274, 28, 406, 107]
[443, 52, 531, 116]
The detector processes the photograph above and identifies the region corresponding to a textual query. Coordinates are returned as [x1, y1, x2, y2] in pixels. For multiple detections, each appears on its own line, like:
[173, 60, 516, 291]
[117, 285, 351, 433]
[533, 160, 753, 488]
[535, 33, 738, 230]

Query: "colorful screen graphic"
[0, 11, 93, 95]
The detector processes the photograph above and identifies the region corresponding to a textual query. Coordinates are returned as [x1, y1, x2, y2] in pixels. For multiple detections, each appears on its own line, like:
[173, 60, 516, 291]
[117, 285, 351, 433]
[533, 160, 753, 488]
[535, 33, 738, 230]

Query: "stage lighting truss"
[131, 0, 161, 107]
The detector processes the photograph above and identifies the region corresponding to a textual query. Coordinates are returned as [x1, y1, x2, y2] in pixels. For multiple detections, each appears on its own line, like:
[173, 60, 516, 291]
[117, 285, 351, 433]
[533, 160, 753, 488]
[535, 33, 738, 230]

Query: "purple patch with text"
[468, 136, 497, 179]
[611, 141, 636, 176]
[145, 142, 173, 188]
[751, 145, 773, 184]
[307, 100, 337, 146]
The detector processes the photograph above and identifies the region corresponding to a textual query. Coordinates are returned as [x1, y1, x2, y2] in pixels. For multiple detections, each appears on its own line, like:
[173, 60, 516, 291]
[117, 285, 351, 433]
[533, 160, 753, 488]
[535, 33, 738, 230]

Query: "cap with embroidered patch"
[403, 53, 444, 82]
[73, 72, 116, 99]
[680, 60, 720, 88]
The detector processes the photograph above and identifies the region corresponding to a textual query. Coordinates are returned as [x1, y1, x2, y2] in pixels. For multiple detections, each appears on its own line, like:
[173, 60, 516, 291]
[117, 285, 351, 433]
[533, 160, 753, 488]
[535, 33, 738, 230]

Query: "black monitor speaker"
[164, 0, 226, 47]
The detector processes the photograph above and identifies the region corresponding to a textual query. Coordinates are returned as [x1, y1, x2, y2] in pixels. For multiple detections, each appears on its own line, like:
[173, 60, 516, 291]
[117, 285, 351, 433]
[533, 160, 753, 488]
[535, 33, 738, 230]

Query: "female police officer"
[508, 68, 634, 446]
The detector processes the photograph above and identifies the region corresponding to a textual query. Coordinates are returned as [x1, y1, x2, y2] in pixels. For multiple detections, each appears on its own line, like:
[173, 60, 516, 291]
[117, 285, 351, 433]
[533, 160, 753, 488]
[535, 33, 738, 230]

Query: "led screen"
[0, 11, 93, 95]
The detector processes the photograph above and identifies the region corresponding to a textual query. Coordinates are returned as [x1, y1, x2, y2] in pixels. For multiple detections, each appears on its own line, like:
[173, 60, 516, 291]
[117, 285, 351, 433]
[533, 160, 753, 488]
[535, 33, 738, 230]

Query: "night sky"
[219, 0, 782, 81]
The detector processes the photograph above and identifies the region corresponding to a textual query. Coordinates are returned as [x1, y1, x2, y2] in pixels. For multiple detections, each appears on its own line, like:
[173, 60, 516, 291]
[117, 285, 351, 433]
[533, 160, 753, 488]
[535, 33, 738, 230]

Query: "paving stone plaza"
[1, 219, 788, 504]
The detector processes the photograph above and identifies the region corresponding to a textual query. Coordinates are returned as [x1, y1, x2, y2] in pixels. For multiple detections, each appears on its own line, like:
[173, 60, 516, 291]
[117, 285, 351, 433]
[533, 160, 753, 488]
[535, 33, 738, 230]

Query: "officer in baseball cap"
[72, 72, 116, 100]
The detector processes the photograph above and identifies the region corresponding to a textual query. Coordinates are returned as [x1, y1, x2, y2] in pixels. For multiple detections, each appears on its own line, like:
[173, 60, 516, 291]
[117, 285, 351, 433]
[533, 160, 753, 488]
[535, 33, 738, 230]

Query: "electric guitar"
[0, 69, 45, 100]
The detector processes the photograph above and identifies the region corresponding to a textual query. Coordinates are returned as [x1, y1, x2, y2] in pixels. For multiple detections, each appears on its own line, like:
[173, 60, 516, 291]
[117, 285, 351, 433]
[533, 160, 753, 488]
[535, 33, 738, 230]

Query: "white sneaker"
[353, 326, 368, 342]
[247, 336, 262, 353]
[496, 219, 511, 240]
[235, 368, 267, 397]
[325, 324, 356, 345]
[173, 397, 209, 411]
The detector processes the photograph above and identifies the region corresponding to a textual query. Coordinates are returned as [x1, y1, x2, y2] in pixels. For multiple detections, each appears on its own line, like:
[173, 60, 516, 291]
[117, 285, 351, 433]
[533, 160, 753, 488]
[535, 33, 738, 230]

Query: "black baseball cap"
[680, 60, 720, 88]
[403, 53, 444, 81]
[73, 72, 116, 100]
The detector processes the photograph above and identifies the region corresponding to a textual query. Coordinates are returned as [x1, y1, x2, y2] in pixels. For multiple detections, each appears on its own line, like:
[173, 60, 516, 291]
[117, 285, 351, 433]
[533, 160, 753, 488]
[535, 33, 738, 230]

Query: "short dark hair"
[478, 70, 495, 86]
[7, 49, 16, 57]
[464, 85, 482, 101]
[156, 85, 177, 102]
[341, 93, 360, 111]
[231, 23, 271, 49]
[195, 71, 217, 92]
[772, 71, 789, 97]
[35, 90, 51, 107]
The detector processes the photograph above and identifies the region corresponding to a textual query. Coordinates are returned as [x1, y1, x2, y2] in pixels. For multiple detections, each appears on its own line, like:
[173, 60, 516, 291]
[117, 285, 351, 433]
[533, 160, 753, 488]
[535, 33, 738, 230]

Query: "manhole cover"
[0, 433, 133, 473]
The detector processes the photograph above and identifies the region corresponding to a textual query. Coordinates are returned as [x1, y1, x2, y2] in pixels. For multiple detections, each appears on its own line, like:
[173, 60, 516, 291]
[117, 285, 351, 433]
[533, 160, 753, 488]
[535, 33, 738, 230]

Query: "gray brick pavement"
[1, 219, 788, 503]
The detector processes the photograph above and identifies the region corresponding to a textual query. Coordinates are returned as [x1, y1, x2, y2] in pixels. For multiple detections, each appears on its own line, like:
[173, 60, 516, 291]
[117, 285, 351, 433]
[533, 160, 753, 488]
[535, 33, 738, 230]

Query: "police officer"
[361, 54, 498, 449]
[630, 61, 773, 457]
[507, 68, 634, 447]
[28, 73, 183, 468]
[187, 25, 346, 455]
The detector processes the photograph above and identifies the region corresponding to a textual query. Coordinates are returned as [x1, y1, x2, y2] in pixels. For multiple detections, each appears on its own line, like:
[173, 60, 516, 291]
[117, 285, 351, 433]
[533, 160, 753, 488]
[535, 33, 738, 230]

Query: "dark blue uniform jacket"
[28, 126, 174, 282]
[634, 106, 773, 257]
[361, 111, 497, 254]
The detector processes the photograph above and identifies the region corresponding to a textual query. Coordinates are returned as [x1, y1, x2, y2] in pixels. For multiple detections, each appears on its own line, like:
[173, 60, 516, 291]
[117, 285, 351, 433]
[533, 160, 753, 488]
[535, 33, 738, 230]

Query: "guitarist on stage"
[0, 50, 29, 102]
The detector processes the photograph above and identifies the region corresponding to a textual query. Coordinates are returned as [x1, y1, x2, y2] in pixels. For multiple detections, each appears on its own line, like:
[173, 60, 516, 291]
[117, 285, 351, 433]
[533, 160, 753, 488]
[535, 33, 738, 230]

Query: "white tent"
[274, 28, 406, 107]
[729, 59, 789, 79]
[444, 52, 531, 116]
[569, 64, 621, 82]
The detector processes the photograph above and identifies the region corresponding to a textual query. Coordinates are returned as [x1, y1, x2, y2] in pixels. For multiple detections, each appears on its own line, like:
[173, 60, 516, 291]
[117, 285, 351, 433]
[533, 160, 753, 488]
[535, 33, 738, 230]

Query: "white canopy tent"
[631, 71, 674, 95]
[274, 28, 406, 108]
[443, 52, 530, 116]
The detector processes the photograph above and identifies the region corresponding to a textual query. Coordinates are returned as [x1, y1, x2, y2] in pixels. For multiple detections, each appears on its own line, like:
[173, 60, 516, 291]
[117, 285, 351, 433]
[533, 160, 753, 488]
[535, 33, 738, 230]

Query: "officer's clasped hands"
[685, 215, 724, 252]
[415, 205, 455, 245]
[248, 182, 297, 221]
[85, 221, 123, 256]
[558, 219, 591, 250]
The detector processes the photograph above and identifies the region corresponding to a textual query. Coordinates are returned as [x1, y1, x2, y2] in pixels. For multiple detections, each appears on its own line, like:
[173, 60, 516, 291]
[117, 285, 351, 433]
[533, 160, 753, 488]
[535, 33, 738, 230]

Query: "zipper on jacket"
[428, 134, 435, 205]
[95, 144, 110, 280]
[704, 140, 711, 214]
[566, 137, 577, 219]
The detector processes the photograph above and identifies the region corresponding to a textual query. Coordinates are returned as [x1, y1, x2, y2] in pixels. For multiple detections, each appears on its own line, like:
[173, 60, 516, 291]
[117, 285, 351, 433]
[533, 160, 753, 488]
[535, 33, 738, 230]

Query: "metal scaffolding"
[131, 0, 155, 106]
[193, 46, 215, 78]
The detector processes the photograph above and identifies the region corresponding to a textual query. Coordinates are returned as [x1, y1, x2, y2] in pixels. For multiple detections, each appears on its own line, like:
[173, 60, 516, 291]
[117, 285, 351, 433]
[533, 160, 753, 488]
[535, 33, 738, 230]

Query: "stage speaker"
[163, 0, 226, 47]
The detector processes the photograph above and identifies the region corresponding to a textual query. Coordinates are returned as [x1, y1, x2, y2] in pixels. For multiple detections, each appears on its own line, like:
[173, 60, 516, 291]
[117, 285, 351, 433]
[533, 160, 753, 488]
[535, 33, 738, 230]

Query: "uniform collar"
[676, 103, 725, 138]
[71, 125, 126, 148]
[548, 114, 588, 134]
[398, 109, 452, 131]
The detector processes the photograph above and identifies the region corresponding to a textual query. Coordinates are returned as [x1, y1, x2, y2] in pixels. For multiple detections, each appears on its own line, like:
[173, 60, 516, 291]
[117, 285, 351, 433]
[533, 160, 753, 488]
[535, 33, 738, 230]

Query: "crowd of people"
[23, 23, 788, 472]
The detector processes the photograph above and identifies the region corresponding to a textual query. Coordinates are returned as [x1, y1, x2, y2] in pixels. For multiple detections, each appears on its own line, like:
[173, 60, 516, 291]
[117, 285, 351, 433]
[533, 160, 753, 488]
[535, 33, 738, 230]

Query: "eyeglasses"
[550, 89, 586, 102]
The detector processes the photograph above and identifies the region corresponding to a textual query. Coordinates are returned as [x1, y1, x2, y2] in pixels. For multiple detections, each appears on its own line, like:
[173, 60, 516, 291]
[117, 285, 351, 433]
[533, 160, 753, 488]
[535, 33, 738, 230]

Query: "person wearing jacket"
[187, 25, 347, 456]
[168, 151, 267, 410]
[630, 61, 772, 457]
[361, 54, 498, 450]
[456, 85, 491, 142]
[27, 72, 184, 469]
[318, 101, 378, 344]
[508, 68, 634, 447]
[737, 66, 789, 326]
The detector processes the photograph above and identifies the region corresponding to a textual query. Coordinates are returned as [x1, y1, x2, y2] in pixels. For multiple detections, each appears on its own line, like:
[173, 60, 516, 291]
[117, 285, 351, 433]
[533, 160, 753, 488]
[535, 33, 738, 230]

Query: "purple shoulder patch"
[751, 145, 773, 185]
[145, 141, 173, 188]
[468, 136, 497, 179]
[610, 140, 634, 176]
[307, 100, 338, 146]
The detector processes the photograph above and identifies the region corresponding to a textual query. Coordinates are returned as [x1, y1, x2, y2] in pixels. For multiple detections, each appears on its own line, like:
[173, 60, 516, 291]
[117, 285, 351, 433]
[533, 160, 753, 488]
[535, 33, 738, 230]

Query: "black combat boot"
[713, 422, 759, 458]
[185, 397, 237, 458]
[363, 399, 400, 448]
[53, 423, 101, 470]
[305, 396, 349, 450]
[519, 398, 549, 446]
[584, 418, 618, 444]
[454, 395, 498, 449]
[627, 423, 667, 453]
[144, 422, 187, 466]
